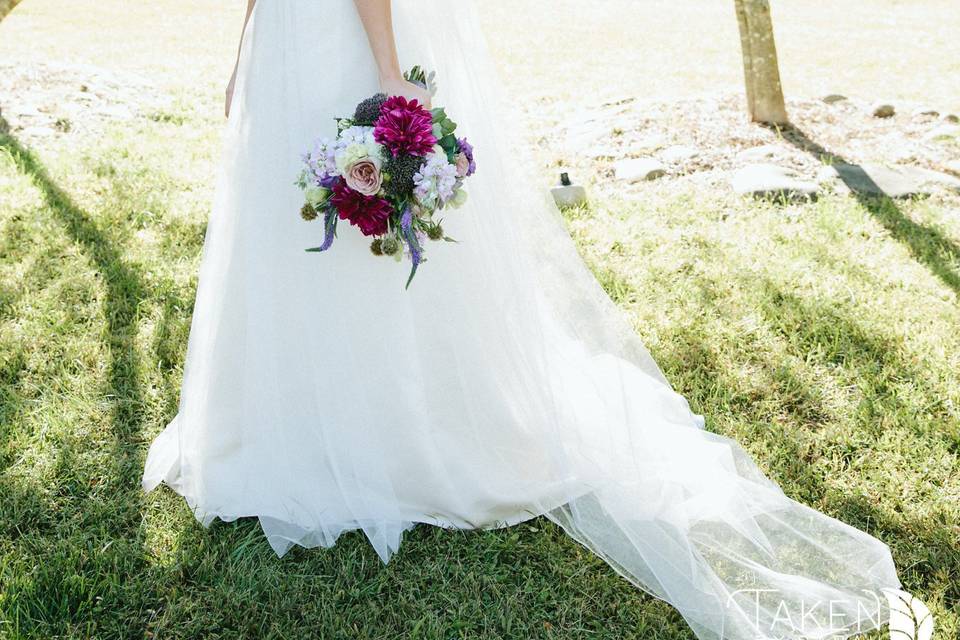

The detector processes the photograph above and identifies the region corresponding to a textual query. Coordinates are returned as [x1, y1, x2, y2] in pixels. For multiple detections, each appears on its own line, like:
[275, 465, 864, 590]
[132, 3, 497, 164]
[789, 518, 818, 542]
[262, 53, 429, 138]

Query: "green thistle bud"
[370, 238, 383, 256]
[383, 154, 426, 198]
[301, 203, 318, 221]
[426, 224, 444, 241]
[353, 93, 389, 126]
[381, 237, 400, 256]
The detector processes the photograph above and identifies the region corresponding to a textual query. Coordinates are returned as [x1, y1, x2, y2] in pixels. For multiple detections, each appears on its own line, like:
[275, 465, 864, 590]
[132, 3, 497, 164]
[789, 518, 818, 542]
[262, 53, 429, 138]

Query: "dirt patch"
[532, 94, 960, 197]
[0, 61, 173, 141]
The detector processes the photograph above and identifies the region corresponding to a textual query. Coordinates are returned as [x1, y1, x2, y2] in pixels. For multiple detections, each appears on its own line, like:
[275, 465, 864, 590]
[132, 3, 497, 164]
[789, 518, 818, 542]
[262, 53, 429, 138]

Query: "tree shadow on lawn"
[769, 123, 960, 298]
[0, 119, 173, 636]
[655, 276, 957, 614]
[755, 279, 959, 453]
[1, 119, 147, 505]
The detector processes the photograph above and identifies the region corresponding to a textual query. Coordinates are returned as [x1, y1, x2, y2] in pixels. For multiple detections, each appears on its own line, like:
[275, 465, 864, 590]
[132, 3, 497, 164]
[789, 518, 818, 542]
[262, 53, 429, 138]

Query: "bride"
[143, 1, 903, 638]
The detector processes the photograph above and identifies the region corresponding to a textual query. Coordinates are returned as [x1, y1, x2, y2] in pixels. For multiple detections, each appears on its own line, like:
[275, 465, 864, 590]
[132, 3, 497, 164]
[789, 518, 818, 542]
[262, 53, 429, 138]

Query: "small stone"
[940, 113, 959, 124]
[912, 107, 940, 118]
[614, 158, 666, 182]
[871, 102, 896, 118]
[730, 164, 818, 200]
[822, 94, 848, 104]
[660, 145, 699, 163]
[818, 162, 960, 198]
[551, 184, 588, 208]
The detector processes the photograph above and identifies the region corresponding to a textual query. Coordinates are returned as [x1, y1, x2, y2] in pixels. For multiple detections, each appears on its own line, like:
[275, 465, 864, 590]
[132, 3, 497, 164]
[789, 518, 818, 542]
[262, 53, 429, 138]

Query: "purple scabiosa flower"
[454, 137, 476, 177]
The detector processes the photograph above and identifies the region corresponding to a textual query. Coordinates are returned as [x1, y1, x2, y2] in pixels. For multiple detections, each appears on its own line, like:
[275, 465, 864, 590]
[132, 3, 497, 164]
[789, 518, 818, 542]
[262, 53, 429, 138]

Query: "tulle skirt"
[143, 1, 902, 638]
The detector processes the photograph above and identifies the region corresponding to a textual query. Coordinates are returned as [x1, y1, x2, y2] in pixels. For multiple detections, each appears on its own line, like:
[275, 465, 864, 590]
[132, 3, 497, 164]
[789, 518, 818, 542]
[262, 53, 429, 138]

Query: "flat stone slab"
[735, 144, 789, 163]
[564, 119, 609, 150]
[912, 107, 940, 118]
[818, 163, 960, 198]
[822, 94, 848, 104]
[583, 143, 619, 159]
[730, 164, 819, 200]
[615, 158, 666, 182]
[660, 145, 699, 163]
[924, 124, 960, 142]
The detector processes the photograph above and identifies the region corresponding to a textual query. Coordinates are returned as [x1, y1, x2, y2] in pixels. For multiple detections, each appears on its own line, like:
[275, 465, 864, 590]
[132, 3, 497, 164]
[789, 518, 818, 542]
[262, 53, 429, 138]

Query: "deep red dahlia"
[330, 180, 392, 237]
[373, 96, 437, 158]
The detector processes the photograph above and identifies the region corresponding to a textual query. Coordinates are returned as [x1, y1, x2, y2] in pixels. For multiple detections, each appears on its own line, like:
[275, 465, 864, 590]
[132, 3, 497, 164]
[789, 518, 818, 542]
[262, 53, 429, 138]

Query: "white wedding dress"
[143, 1, 902, 638]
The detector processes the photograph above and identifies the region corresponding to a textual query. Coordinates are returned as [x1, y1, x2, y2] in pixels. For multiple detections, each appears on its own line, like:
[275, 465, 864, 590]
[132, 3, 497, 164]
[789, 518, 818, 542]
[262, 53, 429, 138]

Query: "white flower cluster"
[413, 149, 460, 210]
[308, 137, 337, 180]
[334, 126, 384, 175]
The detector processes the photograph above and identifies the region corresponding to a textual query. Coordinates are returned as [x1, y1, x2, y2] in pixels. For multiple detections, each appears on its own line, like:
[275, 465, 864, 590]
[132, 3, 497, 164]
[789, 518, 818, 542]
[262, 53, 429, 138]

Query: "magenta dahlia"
[373, 96, 437, 158]
[330, 180, 392, 237]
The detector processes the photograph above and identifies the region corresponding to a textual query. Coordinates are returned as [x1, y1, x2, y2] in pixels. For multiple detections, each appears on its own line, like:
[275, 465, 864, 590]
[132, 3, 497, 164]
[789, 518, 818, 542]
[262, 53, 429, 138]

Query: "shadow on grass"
[756, 280, 959, 453]
[1, 117, 147, 493]
[769, 124, 960, 297]
[655, 273, 956, 616]
[0, 117, 162, 636]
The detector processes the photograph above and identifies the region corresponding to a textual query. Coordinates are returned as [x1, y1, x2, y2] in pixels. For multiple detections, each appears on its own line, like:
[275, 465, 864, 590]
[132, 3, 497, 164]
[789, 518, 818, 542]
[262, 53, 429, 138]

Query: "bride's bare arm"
[225, 0, 257, 118]
[352, 0, 431, 106]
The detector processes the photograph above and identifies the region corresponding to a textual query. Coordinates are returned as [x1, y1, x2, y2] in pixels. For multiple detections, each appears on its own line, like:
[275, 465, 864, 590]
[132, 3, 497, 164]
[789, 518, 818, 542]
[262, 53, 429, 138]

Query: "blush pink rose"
[344, 158, 383, 196]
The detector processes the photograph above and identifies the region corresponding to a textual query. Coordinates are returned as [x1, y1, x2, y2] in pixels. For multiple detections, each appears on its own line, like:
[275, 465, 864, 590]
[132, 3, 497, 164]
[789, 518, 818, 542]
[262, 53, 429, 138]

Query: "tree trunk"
[734, 0, 789, 124]
[0, 0, 23, 22]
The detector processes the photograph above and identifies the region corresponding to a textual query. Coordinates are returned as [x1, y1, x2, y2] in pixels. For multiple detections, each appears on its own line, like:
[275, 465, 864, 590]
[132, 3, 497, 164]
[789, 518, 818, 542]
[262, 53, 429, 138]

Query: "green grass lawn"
[1, 1, 959, 639]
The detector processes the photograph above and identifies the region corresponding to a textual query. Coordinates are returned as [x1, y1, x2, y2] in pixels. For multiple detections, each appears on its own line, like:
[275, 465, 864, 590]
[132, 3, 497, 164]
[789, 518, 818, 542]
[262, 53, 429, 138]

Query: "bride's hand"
[225, 69, 238, 118]
[380, 76, 432, 108]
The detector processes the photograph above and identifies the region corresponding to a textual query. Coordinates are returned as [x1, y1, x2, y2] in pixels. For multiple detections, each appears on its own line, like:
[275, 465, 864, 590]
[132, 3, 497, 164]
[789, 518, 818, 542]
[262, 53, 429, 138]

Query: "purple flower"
[307, 137, 338, 183]
[373, 96, 437, 158]
[455, 137, 476, 177]
[400, 205, 424, 289]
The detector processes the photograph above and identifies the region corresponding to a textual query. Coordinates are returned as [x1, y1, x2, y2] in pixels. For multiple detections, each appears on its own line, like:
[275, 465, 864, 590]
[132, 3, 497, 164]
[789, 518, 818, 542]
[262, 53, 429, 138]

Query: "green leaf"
[404, 263, 419, 289]
[439, 135, 457, 150]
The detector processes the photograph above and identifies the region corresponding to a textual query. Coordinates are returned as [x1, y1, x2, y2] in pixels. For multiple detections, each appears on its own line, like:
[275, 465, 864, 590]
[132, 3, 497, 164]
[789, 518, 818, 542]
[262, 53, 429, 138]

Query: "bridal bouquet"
[296, 67, 476, 288]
